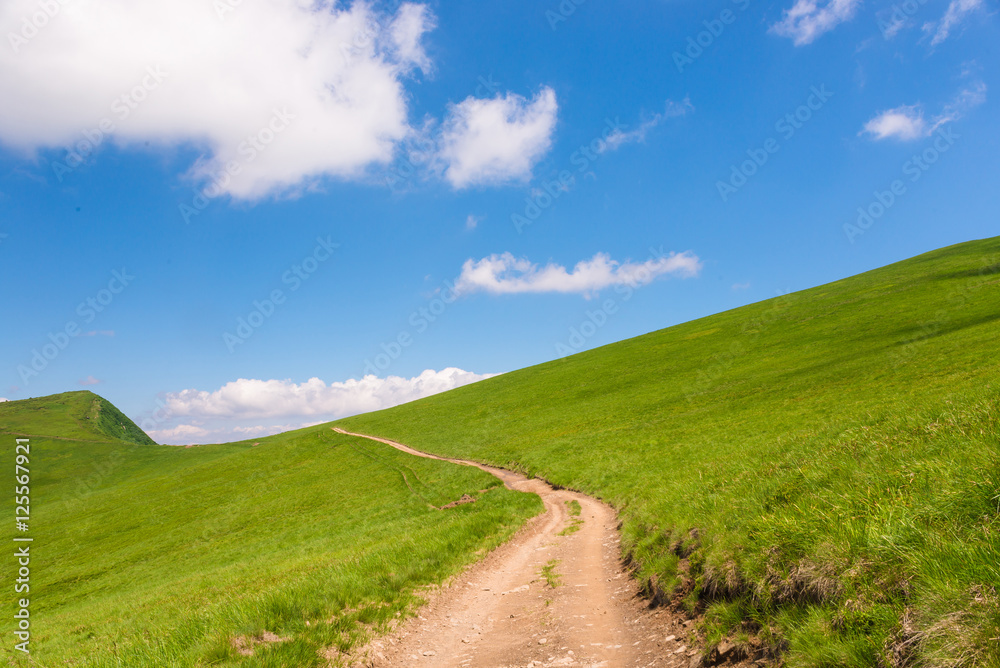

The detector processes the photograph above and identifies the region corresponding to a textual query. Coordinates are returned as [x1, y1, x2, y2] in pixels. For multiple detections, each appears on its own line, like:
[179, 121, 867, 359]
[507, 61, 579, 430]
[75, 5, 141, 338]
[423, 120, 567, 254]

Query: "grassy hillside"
[339, 237, 1000, 666]
[1, 396, 540, 666]
[0, 390, 156, 444]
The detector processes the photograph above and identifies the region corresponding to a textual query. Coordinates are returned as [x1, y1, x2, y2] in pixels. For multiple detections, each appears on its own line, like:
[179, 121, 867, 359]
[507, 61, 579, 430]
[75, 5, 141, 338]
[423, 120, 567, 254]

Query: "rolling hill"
[338, 236, 1000, 666]
[1, 393, 540, 666]
[5, 236, 999, 667]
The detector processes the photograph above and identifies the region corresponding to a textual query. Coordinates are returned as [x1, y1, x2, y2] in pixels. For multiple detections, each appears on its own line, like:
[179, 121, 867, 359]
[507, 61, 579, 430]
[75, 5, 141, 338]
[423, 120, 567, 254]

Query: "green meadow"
[339, 237, 1000, 666]
[3, 236, 999, 666]
[1, 392, 541, 666]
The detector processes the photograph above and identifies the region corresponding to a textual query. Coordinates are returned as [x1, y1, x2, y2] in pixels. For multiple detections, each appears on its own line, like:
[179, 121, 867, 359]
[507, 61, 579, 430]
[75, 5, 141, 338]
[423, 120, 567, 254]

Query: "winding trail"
[332, 428, 706, 668]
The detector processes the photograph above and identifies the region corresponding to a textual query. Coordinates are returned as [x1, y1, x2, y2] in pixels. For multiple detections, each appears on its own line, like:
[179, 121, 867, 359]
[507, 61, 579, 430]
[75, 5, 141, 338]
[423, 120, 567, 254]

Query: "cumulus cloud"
[453, 251, 702, 298]
[439, 87, 558, 188]
[862, 82, 986, 141]
[0, 398, 8, 403]
[0, 0, 435, 199]
[78, 375, 101, 386]
[770, 0, 862, 46]
[163, 368, 493, 420]
[148, 421, 323, 446]
[144, 368, 495, 445]
[861, 105, 928, 141]
[147, 424, 211, 443]
[924, 0, 983, 46]
[601, 98, 693, 154]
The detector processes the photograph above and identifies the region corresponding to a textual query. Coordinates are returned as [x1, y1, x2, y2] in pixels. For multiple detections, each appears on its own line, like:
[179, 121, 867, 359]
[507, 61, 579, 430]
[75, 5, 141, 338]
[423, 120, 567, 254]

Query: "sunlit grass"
[340, 237, 1000, 666]
[1, 405, 541, 667]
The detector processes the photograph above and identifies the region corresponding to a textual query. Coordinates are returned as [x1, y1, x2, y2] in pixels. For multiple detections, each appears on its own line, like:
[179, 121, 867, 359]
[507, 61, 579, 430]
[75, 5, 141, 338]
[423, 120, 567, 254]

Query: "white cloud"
[147, 424, 210, 443]
[453, 251, 702, 298]
[389, 3, 436, 74]
[144, 369, 495, 445]
[439, 87, 558, 188]
[0, 398, 8, 403]
[0, 0, 435, 199]
[938, 80, 987, 122]
[732, 282, 751, 290]
[862, 82, 986, 141]
[162, 368, 493, 420]
[770, 0, 862, 46]
[861, 105, 928, 141]
[600, 98, 693, 154]
[878, 14, 907, 40]
[465, 214, 481, 230]
[78, 375, 101, 386]
[924, 0, 983, 46]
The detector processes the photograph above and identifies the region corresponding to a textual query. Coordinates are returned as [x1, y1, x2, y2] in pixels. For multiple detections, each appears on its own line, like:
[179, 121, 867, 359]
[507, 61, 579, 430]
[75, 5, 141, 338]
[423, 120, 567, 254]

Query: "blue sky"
[0, 0, 996, 443]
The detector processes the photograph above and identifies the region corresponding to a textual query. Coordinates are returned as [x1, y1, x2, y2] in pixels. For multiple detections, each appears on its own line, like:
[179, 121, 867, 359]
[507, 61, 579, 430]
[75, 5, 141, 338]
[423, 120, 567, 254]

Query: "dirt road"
[332, 428, 706, 668]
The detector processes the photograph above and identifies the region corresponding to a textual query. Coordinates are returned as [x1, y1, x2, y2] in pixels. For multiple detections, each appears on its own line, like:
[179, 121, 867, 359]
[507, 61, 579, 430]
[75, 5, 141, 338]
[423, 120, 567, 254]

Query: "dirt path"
[332, 428, 706, 668]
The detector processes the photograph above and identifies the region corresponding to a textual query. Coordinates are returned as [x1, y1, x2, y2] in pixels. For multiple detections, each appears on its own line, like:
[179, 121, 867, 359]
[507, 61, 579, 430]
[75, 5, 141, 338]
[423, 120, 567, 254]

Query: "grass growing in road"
[541, 560, 562, 588]
[558, 500, 583, 536]
[1, 393, 541, 667]
[339, 237, 1000, 666]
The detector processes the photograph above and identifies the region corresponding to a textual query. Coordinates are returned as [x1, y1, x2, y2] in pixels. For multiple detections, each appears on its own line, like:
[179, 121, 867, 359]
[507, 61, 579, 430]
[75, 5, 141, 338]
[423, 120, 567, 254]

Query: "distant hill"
[0, 390, 156, 445]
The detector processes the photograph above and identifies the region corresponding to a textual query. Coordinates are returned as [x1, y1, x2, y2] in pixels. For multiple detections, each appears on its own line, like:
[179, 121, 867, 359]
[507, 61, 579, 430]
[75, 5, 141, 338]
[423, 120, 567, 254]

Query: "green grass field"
[1, 392, 541, 666]
[337, 237, 1000, 666]
[4, 237, 999, 667]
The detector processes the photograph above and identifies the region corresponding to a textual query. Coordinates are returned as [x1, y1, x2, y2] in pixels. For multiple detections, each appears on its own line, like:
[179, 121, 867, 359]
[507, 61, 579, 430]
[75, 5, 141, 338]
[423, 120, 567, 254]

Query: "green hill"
[1, 394, 539, 666]
[0, 390, 156, 446]
[338, 237, 1000, 666]
[6, 237, 999, 667]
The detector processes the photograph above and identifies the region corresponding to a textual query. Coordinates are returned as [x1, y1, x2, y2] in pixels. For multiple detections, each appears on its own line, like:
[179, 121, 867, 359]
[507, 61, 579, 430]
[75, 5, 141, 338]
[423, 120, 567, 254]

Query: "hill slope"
[0, 390, 155, 445]
[339, 237, 1000, 666]
[1, 394, 540, 666]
